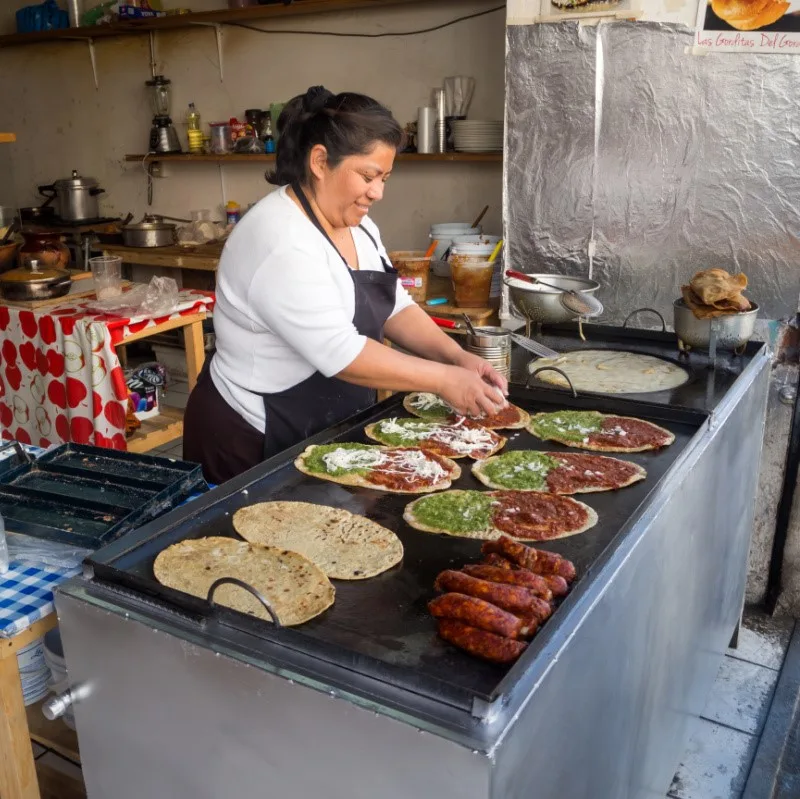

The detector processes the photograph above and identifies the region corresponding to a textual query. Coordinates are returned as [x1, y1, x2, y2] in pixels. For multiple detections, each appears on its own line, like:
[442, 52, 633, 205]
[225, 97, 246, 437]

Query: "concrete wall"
[0, 0, 505, 249]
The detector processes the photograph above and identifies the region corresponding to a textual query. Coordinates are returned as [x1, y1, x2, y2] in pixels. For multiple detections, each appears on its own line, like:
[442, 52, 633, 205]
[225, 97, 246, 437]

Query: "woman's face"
[311, 142, 396, 228]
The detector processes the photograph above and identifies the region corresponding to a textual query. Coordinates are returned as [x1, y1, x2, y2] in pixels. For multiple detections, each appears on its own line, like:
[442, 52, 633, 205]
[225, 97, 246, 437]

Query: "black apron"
[251, 184, 398, 459]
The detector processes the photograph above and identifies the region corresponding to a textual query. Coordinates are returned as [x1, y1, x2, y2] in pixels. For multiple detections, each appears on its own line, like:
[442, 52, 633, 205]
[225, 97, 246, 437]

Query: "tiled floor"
[668, 610, 796, 799]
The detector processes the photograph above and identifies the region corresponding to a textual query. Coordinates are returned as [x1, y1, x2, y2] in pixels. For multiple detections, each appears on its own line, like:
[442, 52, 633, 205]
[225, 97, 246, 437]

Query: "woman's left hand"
[452, 350, 509, 399]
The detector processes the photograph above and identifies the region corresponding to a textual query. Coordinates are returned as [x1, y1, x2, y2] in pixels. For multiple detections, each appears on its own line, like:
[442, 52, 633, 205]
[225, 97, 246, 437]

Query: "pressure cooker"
[38, 170, 105, 222]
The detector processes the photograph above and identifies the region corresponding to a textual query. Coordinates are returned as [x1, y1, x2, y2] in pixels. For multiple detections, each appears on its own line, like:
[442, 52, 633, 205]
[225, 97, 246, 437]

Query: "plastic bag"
[6, 532, 91, 571]
[85, 276, 180, 318]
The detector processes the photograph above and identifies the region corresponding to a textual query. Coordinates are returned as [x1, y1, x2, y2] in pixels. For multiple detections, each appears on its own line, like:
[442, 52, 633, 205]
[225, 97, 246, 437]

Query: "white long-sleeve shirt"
[209, 185, 414, 432]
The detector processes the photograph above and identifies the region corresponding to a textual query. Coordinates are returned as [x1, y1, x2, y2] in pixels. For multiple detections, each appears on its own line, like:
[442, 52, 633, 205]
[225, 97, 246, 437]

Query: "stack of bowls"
[465, 326, 511, 379]
[17, 636, 51, 706]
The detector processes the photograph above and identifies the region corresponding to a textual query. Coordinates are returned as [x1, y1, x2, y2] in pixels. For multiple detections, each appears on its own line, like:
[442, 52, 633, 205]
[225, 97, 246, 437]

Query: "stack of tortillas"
[153, 537, 335, 626]
[233, 501, 404, 580]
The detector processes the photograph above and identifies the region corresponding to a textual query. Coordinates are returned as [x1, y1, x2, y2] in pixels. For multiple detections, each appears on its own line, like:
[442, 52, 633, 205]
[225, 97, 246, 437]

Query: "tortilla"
[295, 442, 460, 494]
[527, 410, 675, 453]
[364, 417, 506, 460]
[233, 501, 403, 580]
[153, 536, 334, 626]
[402, 392, 530, 430]
[528, 350, 689, 395]
[403, 488, 598, 542]
[472, 450, 646, 493]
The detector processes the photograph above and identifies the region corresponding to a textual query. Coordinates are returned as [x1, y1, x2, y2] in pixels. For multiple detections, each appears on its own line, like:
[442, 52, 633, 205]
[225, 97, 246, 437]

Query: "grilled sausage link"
[543, 574, 569, 598]
[437, 619, 527, 664]
[482, 535, 577, 583]
[428, 593, 526, 639]
[462, 564, 554, 601]
[435, 570, 541, 614]
[482, 553, 515, 570]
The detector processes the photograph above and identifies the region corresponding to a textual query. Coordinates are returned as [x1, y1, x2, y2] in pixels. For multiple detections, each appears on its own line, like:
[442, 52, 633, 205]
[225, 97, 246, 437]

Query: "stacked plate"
[452, 120, 503, 153]
[17, 636, 51, 706]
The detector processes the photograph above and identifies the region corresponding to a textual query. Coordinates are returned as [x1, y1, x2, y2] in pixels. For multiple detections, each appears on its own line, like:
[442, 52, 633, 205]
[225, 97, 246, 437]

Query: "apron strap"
[291, 182, 393, 273]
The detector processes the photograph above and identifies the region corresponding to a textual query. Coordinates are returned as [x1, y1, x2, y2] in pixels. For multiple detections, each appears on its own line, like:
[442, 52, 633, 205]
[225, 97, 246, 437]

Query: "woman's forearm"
[383, 305, 469, 366]
[335, 337, 451, 392]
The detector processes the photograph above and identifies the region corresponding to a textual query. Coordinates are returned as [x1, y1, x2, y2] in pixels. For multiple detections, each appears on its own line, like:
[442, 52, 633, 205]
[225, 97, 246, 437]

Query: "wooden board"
[126, 405, 184, 453]
[1, 281, 132, 310]
[420, 275, 498, 323]
[101, 244, 222, 272]
[27, 703, 80, 764]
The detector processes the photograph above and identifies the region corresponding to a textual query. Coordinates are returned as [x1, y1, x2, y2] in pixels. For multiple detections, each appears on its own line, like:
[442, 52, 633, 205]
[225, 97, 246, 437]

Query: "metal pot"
[673, 298, 758, 351]
[0, 261, 71, 302]
[39, 170, 105, 222]
[122, 214, 187, 248]
[504, 272, 601, 324]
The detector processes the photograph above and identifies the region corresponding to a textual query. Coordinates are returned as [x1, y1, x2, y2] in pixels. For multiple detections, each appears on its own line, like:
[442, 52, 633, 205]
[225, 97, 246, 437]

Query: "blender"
[146, 75, 182, 154]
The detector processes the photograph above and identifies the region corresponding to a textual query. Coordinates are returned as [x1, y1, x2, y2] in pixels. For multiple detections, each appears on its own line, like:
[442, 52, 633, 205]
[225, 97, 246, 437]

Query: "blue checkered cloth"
[0, 561, 80, 639]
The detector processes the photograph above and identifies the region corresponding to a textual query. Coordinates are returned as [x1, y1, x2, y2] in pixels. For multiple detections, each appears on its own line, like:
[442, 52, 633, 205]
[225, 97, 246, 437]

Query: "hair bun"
[302, 86, 334, 113]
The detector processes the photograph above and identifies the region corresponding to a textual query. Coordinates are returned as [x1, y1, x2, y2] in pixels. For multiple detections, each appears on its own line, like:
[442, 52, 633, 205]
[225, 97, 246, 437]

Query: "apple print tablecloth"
[0, 288, 214, 450]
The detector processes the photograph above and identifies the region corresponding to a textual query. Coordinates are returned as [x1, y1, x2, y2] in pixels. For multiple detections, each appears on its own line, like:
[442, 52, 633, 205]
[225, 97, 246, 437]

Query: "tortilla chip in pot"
[233, 501, 403, 580]
[153, 536, 335, 626]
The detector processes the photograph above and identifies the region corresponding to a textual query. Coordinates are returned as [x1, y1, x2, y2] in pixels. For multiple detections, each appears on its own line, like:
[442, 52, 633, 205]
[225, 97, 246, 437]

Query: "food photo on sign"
[696, 0, 800, 50]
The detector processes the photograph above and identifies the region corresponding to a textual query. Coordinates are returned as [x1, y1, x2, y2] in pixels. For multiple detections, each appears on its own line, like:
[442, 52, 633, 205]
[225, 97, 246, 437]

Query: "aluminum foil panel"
[505, 21, 800, 323]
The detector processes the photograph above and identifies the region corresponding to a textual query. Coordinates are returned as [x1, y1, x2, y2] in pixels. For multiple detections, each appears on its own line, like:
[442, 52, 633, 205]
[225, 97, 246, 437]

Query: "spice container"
[450, 258, 494, 308]
[388, 250, 432, 303]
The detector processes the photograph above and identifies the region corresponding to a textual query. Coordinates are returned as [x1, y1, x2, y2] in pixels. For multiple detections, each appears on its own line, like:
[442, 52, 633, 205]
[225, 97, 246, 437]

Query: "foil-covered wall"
[505, 21, 800, 323]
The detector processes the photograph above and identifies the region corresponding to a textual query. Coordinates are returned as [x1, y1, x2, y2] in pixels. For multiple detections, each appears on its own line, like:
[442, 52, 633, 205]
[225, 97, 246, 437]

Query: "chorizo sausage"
[482, 536, 577, 583]
[437, 619, 527, 664]
[462, 564, 553, 601]
[482, 553, 515, 570]
[435, 570, 540, 614]
[428, 593, 525, 639]
[543, 574, 569, 598]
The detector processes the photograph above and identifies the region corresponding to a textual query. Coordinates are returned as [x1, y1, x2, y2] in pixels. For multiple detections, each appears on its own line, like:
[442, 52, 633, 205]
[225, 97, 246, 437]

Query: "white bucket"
[429, 223, 481, 263]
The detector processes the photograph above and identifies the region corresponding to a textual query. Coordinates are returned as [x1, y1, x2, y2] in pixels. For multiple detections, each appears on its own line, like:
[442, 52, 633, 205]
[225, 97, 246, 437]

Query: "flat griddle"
[516, 321, 762, 412]
[87, 387, 707, 716]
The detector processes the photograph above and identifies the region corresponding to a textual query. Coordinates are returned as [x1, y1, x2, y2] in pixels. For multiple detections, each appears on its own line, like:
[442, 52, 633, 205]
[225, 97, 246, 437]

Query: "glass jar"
[18, 231, 71, 271]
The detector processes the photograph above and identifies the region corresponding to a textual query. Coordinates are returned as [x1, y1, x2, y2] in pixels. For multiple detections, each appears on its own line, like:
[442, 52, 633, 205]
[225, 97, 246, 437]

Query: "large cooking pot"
[38, 170, 105, 222]
[122, 214, 188, 247]
[0, 261, 71, 302]
[504, 272, 601, 324]
[673, 298, 758, 351]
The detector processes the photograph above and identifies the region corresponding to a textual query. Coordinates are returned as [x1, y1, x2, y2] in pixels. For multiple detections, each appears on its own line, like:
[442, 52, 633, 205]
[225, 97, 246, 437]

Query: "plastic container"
[226, 201, 241, 225]
[448, 241, 503, 299]
[388, 250, 432, 303]
[89, 255, 122, 300]
[209, 123, 233, 154]
[450, 258, 494, 308]
[429, 223, 481, 262]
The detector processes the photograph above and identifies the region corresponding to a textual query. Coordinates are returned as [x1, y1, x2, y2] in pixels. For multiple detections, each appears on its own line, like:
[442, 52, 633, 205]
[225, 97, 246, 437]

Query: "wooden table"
[102, 243, 223, 273]
[0, 616, 58, 799]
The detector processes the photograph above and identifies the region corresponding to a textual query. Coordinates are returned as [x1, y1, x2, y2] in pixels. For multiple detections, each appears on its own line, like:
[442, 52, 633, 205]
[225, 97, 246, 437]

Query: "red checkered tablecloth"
[0, 288, 213, 450]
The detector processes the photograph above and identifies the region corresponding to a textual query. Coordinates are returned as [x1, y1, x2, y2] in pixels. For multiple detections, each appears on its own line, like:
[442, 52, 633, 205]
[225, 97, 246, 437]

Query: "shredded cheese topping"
[376, 417, 497, 455]
[410, 392, 453, 412]
[321, 446, 448, 483]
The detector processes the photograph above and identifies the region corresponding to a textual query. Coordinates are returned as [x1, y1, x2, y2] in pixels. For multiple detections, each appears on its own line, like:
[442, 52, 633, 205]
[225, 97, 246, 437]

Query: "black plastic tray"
[87, 388, 708, 713]
[1, 444, 206, 549]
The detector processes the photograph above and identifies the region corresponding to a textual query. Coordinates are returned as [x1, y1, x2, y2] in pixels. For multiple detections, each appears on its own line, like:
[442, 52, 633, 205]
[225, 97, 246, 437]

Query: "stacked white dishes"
[44, 629, 75, 729]
[17, 636, 51, 706]
[452, 120, 503, 153]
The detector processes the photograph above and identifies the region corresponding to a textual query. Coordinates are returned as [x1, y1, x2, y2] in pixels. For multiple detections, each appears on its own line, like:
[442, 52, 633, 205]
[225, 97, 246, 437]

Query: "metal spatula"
[506, 270, 603, 318]
[510, 332, 559, 359]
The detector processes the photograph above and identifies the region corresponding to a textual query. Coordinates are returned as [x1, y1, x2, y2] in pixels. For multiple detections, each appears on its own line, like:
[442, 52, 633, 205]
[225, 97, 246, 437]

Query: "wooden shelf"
[125, 152, 502, 164]
[27, 702, 80, 764]
[126, 405, 184, 453]
[0, 0, 456, 49]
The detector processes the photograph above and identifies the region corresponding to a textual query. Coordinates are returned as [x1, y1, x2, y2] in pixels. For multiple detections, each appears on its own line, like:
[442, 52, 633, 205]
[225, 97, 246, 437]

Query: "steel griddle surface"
[515, 321, 762, 412]
[88, 388, 707, 712]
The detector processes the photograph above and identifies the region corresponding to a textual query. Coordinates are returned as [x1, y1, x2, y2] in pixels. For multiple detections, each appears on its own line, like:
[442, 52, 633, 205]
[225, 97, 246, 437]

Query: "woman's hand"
[437, 365, 508, 419]
[452, 350, 509, 397]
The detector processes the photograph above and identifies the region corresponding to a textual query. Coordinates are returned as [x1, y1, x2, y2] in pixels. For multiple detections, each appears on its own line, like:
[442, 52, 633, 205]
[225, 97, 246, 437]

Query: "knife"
[430, 316, 461, 329]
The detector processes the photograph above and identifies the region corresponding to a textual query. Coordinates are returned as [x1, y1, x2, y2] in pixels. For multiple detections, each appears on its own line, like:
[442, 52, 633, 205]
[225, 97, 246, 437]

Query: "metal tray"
[1, 444, 206, 548]
[87, 388, 708, 715]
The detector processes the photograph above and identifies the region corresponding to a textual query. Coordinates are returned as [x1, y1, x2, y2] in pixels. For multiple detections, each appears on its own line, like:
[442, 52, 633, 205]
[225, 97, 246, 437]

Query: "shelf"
[125, 152, 503, 163]
[27, 701, 80, 764]
[126, 405, 184, 453]
[0, 0, 454, 49]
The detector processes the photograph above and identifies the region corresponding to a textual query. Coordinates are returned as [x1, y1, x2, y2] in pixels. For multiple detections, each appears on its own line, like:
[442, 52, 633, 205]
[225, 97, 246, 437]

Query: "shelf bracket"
[87, 38, 98, 89]
[188, 22, 224, 81]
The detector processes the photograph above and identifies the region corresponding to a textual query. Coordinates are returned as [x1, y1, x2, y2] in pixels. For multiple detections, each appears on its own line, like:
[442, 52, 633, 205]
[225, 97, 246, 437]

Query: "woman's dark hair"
[266, 86, 405, 187]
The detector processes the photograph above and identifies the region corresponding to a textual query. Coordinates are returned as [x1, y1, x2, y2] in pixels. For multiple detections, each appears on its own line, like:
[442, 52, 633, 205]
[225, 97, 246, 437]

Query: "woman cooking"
[183, 86, 507, 484]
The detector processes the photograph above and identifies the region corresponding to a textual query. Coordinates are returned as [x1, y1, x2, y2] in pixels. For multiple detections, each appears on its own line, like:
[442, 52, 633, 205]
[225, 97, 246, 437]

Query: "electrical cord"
[224, 4, 504, 38]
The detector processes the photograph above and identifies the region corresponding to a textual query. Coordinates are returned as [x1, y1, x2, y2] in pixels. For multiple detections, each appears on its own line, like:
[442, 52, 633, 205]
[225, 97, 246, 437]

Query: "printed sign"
[695, 1, 800, 52]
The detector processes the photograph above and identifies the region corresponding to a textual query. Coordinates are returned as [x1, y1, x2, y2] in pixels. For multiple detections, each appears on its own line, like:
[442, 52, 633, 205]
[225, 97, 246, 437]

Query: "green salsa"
[409, 393, 452, 420]
[374, 419, 433, 446]
[481, 451, 559, 490]
[303, 443, 380, 476]
[530, 411, 604, 443]
[411, 491, 494, 533]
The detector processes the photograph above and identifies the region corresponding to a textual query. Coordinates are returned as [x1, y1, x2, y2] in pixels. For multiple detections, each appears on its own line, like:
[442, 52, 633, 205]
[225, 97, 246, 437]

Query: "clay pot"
[18, 231, 70, 271]
[0, 241, 20, 275]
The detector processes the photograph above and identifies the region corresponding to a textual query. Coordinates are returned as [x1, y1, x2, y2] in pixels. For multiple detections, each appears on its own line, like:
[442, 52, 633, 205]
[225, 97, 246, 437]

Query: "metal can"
[465, 326, 511, 379]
